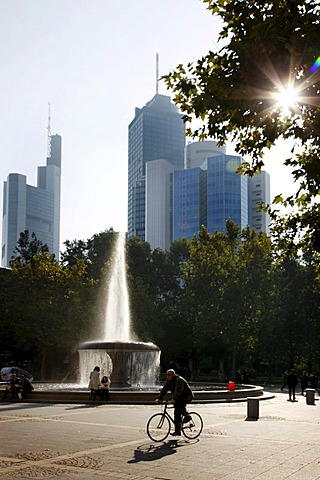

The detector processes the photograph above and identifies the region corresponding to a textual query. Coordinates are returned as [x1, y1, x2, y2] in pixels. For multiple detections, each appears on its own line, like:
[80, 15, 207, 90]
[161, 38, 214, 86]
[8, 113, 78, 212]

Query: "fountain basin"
[78, 340, 161, 388]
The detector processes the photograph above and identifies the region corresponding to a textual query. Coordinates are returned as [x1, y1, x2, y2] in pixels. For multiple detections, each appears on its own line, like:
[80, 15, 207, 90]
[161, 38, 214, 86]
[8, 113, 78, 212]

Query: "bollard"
[306, 388, 315, 405]
[247, 397, 259, 419]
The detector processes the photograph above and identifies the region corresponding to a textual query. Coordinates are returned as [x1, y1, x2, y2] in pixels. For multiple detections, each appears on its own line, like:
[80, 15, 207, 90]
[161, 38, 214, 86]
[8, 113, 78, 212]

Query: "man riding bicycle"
[156, 369, 194, 436]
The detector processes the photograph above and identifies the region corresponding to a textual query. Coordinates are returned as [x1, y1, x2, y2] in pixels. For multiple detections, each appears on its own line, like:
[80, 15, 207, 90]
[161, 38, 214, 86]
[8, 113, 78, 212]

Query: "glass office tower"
[173, 167, 207, 241]
[206, 154, 248, 233]
[128, 93, 185, 240]
[1, 134, 62, 266]
[173, 151, 249, 241]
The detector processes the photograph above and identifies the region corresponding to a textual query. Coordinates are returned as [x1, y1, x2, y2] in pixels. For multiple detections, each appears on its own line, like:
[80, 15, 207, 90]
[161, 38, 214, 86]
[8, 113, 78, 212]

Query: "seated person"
[2, 372, 21, 400]
[100, 375, 111, 401]
[19, 373, 34, 399]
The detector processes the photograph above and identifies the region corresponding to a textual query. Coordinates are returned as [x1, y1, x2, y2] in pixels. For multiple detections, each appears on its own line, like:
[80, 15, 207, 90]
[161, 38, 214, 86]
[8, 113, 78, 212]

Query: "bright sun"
[273, 86, 299, 112]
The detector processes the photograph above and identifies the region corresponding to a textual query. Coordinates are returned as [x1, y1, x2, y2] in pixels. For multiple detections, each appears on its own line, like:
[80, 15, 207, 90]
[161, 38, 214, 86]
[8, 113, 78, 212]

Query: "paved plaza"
[0, 391, 319, 480]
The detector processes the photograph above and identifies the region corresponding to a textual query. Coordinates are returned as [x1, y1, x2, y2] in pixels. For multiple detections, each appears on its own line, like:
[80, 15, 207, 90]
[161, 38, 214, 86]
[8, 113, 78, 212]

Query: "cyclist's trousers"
[174, 399, 189, 433]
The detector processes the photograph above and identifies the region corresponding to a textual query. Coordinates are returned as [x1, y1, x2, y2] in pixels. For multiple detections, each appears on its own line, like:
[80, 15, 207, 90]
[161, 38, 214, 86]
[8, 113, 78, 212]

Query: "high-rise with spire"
[1, 130, 62, 266]
[127, 93, 185, 241]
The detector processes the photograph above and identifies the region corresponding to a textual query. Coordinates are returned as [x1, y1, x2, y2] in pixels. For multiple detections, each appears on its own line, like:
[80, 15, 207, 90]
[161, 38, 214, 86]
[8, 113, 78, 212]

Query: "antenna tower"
[156, 53, 159, 94]
[47, 101, 51, 158]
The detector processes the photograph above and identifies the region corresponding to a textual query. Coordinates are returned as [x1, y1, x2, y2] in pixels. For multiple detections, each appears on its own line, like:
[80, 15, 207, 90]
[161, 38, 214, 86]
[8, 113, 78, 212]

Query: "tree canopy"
[2, 252, 96, 379]
[11, 230, 49, 266]
[163, 0, 320, 259]
[61, 228, 116, 279]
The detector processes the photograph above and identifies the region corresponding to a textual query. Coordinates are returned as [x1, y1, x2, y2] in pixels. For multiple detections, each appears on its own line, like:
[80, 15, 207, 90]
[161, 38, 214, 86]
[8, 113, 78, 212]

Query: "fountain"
[78, 232, 161, 388]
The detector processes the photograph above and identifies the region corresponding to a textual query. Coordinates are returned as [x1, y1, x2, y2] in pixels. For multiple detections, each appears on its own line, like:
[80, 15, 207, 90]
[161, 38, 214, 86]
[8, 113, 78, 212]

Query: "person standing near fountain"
[88, 366, 101, 401]
[287, 368, 298, 402]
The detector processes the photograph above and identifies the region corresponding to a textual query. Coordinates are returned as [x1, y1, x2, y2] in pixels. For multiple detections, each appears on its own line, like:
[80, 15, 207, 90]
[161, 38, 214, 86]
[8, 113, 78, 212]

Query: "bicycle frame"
[159, 401, 175, 425]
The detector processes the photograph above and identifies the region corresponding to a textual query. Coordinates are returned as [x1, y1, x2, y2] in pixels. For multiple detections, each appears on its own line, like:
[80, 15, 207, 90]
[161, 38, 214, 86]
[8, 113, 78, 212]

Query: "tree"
[86, 230, 116, 279]
[272, 255, 320, 370]
[163, 0, 320, 258]
[126, 237, 165, 342]
[61, 229, 116, 280]
[11, 230, 49, 266]
[170, 221, 277, 379]
[174, 226, 227, 376]
[0, 268, 19, 364]
[5, 252, 96, 380]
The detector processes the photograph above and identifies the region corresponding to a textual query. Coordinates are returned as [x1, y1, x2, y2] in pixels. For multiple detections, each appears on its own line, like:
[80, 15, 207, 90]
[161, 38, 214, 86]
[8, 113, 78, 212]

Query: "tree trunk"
[267, 360, 273, 383]
[40, 350, 46, 380]
[232, 349, 237, 381]
[219, 359, 225, 382]
[307, 360, 312, 374]
[190, 354, 198, 381]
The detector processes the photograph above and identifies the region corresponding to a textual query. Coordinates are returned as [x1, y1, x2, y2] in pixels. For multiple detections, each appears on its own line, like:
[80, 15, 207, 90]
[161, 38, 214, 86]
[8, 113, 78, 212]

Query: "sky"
[0, 0, 296, 254]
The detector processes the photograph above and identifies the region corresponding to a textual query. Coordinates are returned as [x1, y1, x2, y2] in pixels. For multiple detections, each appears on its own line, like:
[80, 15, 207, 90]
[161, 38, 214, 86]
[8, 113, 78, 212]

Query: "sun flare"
[273, 86, 299, 112]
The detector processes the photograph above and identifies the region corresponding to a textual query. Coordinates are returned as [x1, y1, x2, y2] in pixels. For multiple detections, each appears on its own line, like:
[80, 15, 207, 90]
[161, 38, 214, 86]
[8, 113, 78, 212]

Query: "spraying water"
[104, 232, 131, 342]
[78, 232, 160, 387]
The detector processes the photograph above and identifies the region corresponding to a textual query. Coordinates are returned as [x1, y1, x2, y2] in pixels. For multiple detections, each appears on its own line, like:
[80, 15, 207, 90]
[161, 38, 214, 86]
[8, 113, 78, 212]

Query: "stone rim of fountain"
[79, 341, 160, 351]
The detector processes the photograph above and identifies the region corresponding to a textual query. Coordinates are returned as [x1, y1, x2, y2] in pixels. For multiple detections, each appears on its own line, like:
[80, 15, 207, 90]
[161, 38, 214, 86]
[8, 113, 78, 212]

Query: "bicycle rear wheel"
[181, 412, 203, 439]
[147, 413, 171, 442]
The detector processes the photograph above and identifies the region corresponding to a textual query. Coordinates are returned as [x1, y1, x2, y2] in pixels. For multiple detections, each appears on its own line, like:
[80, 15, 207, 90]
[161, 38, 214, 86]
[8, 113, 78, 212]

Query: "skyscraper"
[172, 141, 270, 245]
[128, 93, 185, 241]
[146, 159, 176, 251]
[248, 170, 270, 235]
[173, 141, 225, 241]
[172, 165, 207, 241]
[206, 154, 248, 233]
[1, 134, 62, 266]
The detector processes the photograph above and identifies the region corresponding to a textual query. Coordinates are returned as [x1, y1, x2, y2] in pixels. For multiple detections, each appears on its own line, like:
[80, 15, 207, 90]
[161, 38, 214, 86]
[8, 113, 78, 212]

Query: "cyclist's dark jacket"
[158, 374, 194, 402]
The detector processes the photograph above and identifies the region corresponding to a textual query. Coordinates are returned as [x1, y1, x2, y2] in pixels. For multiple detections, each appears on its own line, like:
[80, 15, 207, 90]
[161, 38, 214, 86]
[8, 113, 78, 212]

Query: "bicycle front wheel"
[181, 412, 203, 439]
[147, 413, 171, 442]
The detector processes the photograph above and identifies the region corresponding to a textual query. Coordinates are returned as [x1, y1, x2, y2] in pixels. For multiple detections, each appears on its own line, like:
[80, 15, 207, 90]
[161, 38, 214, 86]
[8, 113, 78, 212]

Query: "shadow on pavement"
[65, 404, 100, 410]
[128, 439, 198, 463]
[0, 402, 51, 413]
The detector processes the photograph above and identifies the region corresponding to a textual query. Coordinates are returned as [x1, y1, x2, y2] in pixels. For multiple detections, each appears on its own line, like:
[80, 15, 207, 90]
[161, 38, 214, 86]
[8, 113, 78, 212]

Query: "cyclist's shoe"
[170, 431, 181, 436]
[183, 415, 192, 423]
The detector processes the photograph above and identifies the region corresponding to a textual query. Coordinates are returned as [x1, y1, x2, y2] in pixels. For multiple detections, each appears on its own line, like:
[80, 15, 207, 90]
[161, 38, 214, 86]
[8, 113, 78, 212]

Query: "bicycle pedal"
[185, 423, 195, 429]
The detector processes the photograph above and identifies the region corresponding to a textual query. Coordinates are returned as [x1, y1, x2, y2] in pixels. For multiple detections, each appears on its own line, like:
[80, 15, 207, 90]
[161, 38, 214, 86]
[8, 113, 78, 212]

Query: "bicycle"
[147, 400, 203, 442]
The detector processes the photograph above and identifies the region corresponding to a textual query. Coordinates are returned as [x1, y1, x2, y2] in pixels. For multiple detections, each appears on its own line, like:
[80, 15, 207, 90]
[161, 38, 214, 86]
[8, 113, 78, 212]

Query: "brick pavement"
[0, 391, 319, 480]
